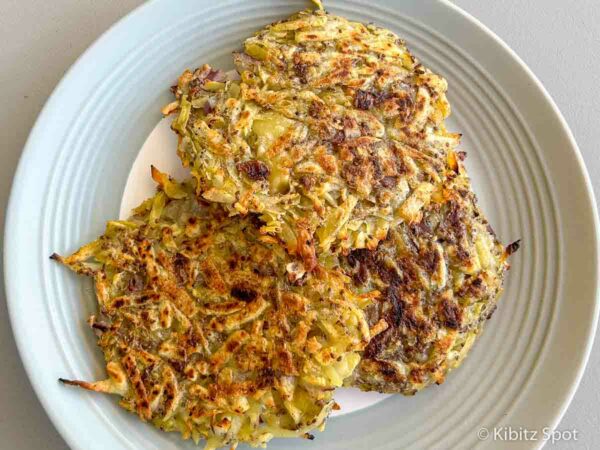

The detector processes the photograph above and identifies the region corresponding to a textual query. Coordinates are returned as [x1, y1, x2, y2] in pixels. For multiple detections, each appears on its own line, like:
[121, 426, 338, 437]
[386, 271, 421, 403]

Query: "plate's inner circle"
[119, 118, 391, 417]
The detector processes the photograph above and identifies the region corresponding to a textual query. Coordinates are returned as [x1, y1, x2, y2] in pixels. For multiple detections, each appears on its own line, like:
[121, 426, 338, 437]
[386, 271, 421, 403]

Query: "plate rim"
[4, 1, 599, 449]
[440, 1, 600, 443]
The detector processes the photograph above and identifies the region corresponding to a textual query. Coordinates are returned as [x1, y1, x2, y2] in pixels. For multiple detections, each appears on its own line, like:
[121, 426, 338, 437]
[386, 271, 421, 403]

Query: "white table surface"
[0, 1, 598, 449]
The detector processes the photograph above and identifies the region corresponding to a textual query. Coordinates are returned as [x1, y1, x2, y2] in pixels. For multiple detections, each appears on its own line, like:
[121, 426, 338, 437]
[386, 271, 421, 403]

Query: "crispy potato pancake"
[54, 169, 372, 449]
[337, 158, 518, 394]
[166, 8, 460, 269]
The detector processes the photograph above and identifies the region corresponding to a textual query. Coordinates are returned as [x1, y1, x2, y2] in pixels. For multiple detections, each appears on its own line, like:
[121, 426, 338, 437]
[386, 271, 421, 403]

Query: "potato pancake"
[166, 7, 459, 270]
[54, 168, 372, 449]
[337, 158, 518, 393]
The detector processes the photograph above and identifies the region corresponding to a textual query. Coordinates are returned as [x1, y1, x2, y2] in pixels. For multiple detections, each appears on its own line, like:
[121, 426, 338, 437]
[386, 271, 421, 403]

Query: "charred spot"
[248, 213, 265, 230]
[458, 189, 470, 199]
[410, 219, 431, 237]
[343, 156, 369, 183]
[471, 277, 483, 289]
[395, 92, 414, 122]
[447, 201, 464, 228]
[439, 298, 462, 329]
[303, 433, 315, 441]
[354, 263, 369, 285]
[170, 360, 184, 374]
[415, 95, 427, 114]
[356, 121, 368, 136]
[455, 246, 470, 261]
[387, 286, 421, 331]
[505, 239, 521, 256]
[237, 160, 270, 181]
[230, 283, 258, 302]
[91, 321, 110, 332]
[294, 62, 309, 84]
[331, 128, 346, 144]
[187, 333, 198, 348]
[347, 248, 375, 268]
[380, 176, 398, 188]
[381, 365, 398, 379]
[363, 328, 391, 359]
[396, 259, 418, 287]
[127, 273, 145, 292]
[377, 263, 398, 285]
[420, 248, 440, 274]
[457, 151, 467, 161]
[371, 156, 384, 180]
[354, 89, 376, 110]
[113, 299, 125, 308]
[349, 247, 391, 287]
[173, 253, 189, 286]
[439, 201, 466, 242]
[387, 288, 404, 326]
[257, 368, 275, 388]
[169, 85, 178, 95]
[300, 174, 317, 190]
[308, 101, 325, 119]
[395, 156, 408, 175]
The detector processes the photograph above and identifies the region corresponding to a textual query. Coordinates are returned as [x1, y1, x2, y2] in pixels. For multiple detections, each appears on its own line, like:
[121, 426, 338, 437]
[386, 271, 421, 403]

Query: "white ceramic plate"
[5, 1, 599, 449]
